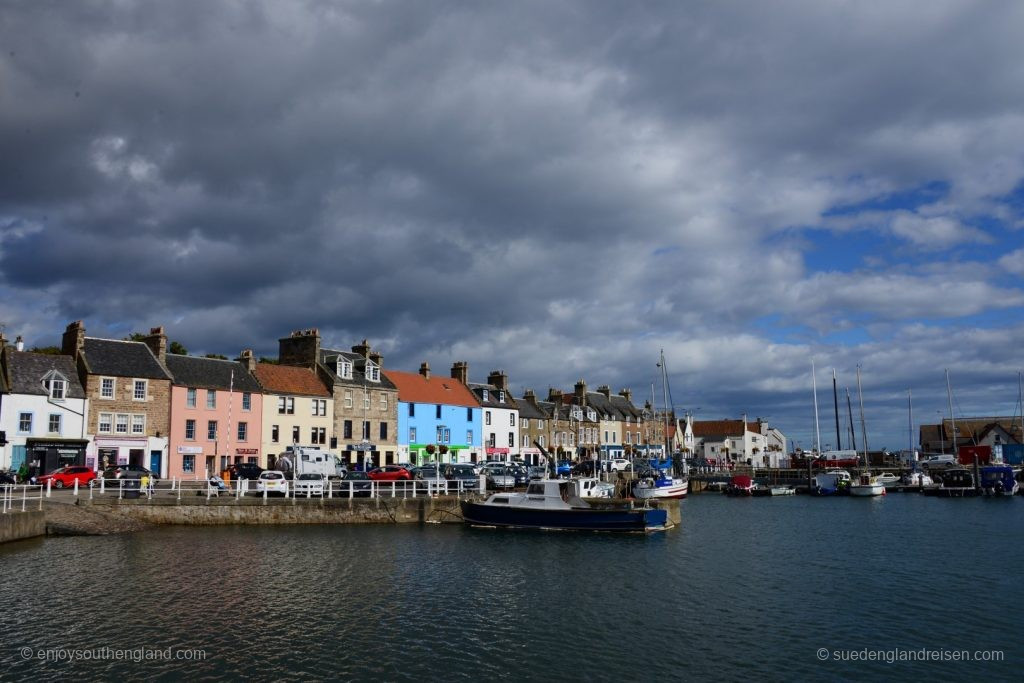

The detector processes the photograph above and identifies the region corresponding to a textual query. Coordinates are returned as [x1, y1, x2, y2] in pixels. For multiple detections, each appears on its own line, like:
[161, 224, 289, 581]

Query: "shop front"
[520, 447, 543, 465]
[25, 438, 88, 475]
[92, 436, 168, 477]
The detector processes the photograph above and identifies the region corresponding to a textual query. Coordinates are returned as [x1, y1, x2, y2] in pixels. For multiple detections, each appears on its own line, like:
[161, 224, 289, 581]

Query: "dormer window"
[571, 406, 582, 420]
[366, 361, 380, 383]
[498, 390, 505, 403]
[482, 389, 489, 402]
[337, 358, 353, 380]
[43, 372, 67, 400]
[587, 408, 596, 421]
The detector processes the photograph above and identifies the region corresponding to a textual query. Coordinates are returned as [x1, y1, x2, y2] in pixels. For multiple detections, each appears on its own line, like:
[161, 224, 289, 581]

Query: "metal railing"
[1, 484, 45, 513]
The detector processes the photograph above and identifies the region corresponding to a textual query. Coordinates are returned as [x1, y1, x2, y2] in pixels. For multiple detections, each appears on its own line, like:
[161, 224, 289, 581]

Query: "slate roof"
[584, 391, 623, 420]
[383, 370, 479, 407]
[252, 363, 330, 397]
[609, 394, 643, 420]
[83, 338, 171, 380]
[165, 355, 262, 392]
[516, 397, 548, 421]
[319, 348, 397, 391]
[468, 382, 519, 409]
[4, 351, 86, 398]
[537, 400, 569, 421]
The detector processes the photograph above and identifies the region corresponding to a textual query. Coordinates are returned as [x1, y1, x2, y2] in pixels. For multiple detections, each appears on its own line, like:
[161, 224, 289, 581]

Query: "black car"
[444, 464, 481, 491]
[339, 471, 374, 497]
[102, 464, 158, 482]
[229, 462, 264, 481]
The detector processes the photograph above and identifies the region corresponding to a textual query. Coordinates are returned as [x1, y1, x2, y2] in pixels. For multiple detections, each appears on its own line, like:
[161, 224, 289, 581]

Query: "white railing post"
[263, 486, 268, 504]
[46, 479, 52, 498]
[38, 486, 43, 510]
[118, 478, 124, 500]
[328, 480, 333, 499]
[22, 486, 28, 512]
[178, 482, 182, 502]
[100, 478, 106, 494]
[349, 481, 354, 498]
[73, 478, 79, 496]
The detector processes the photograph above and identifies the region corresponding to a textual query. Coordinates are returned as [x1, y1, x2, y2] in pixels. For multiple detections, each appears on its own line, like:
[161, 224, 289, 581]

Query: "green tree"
[28, 345, 62, 355]
[204, 353, 228, 360]
[169, 340, 188, 355]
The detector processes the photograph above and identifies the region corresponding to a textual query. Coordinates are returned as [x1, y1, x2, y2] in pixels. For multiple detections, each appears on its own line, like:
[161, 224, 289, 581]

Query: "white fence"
[1, 484, 45, 513]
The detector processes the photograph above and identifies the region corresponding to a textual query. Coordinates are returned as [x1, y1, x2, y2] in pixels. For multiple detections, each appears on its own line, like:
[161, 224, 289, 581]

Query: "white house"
[0, 336, 89, 474]
[691, 417, 787, 468]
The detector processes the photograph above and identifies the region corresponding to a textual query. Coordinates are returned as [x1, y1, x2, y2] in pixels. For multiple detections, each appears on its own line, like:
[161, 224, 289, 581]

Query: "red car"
[367, 465, 413, 481]
[38, 466, 96, 489]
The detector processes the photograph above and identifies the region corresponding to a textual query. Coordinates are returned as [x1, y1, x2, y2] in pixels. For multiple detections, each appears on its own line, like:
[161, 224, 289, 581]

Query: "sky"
[2, 0, 1023, 452]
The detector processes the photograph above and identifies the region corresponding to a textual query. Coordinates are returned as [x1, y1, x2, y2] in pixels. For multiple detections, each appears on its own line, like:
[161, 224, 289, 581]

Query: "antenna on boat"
[811, 360, 821, 456]
[945, 369, 957, 461]
[856, 365, 868, 469]
[832, 369, 842, 451]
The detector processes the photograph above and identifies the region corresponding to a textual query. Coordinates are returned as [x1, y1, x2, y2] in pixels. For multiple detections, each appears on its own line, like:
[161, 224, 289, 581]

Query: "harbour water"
[2, 494, 1021, 681]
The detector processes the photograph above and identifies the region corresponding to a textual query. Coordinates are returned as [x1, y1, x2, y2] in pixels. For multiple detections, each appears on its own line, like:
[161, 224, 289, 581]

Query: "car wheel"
[55, 480, 65, 489]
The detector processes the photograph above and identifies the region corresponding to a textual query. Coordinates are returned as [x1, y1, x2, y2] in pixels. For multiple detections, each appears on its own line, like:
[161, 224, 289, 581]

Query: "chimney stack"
[419, 362, 431, 380]
[278, 328, 321, 369]
[574, 379, 588, 406]
[451, 361, 468, 384]
[597, 385, 611, 399]
[487, 370, 509, 391]
[369, 351, 383, 368]
[351, 339, 371, 360]
[61, 320, 86, 359]
[547, 388, 563, 403]
[618, 388, 633, 404]
[142, 326, 167, 364]
[238, 349, 256, 373]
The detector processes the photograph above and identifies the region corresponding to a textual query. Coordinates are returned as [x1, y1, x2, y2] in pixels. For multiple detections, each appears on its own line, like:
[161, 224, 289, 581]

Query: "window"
[499, 390, 505, 403]
[185, 419, 196, 440]
[186, 388, 197, 408]
[510, 413, 515, 426]
[133, 379, 147, 401]
[311, 427, 325, 445]
[379, 422, 388, 440]
[271, 425, 279, 443]
[626, 416, 631, 425]
[183, 455, 195, 473]
[343, 420, 353, 439]
[98, 413, 112, 434]
[116, 414, 129, 434]
[436, 405, 442, 419]
[48, 414, 61, 434]
[604, 431, 609, 442]
[523, 418, 529, 429]
[362, 421, 370, 440]
[408, 403, 415, 417]
[207, 390, 216, 409]
[277, 397, 294, 415]
[18, 413, 32, 433]
[488, 434, 496, 448]
[46, 378, 66, 400]
[482, 389, 489, 402]
[237, 422, 248, 441]
[485, 411, 492, 426]
[131, 415, 145, 435]
[409, 427, 417, 443]
[338, 359, 353, 379]
[242, 392, 252, 411]
[312, 399, 327, 417]
[467, 430, 473, 444]
[207, 421, 218, 440]
[508, 432, 514, 447]
[100, 377, 115, 399]
[344, 391, 353, 409]
[539, 435, 545, 448]
[437, 426, 444, 443]
[367, 362, 380, 382]
[466, 407, 473, 421]
[380, 394, 387, 411]
[291, 426, 300, 443]
[626, 431, 632, 444]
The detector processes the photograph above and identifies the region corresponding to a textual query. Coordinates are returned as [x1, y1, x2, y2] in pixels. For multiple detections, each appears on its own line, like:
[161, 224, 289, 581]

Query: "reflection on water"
[2, 495, 1022, 681]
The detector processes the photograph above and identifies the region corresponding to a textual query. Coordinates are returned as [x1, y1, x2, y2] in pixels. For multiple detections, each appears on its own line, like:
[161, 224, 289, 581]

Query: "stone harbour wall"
[0, 511, 46, 544]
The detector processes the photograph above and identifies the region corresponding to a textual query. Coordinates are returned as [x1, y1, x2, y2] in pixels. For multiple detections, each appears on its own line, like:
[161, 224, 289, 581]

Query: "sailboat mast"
[832, 369, 842, 451]
[660, 349, 671, 458]
[946, 369, 957, 461]
[846, 387, 857, 451]
[856, 366, 869, 468]
[908, 389, 913, 454]
[1018, 371, 1023, 446]
[812, 361, 821, 455]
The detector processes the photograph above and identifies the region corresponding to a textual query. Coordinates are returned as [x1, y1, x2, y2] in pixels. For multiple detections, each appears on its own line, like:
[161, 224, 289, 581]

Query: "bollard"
[349, 481, 354, 499]
[38, 486, 43, 510]
[177, 482, 182, 502]
[47, 479, 52, 498]
[118, 478, 124, 500]
[74, 478, 79, 496]
[89, 480, 94, 500]
[263, 486, 268, 504]
[22, 485, 27, 512]
[328, 480, 333, 499]
[100, 478, 106, 494]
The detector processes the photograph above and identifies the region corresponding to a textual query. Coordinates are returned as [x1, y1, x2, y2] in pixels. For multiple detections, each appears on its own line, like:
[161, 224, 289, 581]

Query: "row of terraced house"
[0, 322, 697, 480]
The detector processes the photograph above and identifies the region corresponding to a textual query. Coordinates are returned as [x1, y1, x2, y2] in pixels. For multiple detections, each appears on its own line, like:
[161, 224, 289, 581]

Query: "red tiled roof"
[692, 420, 748, 437]
[252, 363, 330, 397]
[383, 370, 480, 407]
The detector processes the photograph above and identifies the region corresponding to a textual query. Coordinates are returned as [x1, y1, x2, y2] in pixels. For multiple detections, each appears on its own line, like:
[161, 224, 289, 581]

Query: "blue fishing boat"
[979, 465, 1019, 497]
[460, 480, 670, 532]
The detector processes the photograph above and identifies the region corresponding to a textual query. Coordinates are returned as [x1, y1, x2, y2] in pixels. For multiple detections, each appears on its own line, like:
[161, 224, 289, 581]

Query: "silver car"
[485, 466, 516, 489]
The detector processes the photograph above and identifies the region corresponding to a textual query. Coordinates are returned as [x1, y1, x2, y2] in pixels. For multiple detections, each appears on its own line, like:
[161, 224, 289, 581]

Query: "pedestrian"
[17, 462, 28, 483]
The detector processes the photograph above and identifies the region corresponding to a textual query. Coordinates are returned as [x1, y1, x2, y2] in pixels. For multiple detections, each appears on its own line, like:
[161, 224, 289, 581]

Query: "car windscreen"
[262, 473, 283, 480]
[297, 474, 321, 480]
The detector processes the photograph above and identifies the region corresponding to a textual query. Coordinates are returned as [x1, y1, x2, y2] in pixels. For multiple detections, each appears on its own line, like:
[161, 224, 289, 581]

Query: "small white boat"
[875, 472, 900, 488]
[573, 477, 615, 499]
[769, 485, 795, 496]
[849, 473, 885, 497]
[901, 471, 934, 488]
[634, 473, 689, 499]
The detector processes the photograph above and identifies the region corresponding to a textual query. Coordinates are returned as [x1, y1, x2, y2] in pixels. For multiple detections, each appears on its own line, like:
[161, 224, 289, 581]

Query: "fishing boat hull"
[633, 477, 688, 500]
[460, 500, 668, 532]
[849, 483, 885, 496]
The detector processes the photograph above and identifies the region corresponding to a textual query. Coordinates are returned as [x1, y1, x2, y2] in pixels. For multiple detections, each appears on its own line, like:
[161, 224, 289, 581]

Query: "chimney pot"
[419, 362, 431, 380]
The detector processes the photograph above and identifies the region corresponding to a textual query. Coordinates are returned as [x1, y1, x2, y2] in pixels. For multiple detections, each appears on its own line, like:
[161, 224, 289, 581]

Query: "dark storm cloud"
[2, 0, 1023, 445]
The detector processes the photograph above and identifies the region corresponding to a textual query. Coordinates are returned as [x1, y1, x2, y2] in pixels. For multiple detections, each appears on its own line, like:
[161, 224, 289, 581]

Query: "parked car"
[506, 464, 530, 486]
[368, 466, 413, 481]
[527, 465, 547, 480]
[339, 471, 374, 497]
[38, 466, 96, 489]
[485, 466, 516, 490]
[102, 464, 158, 483]
[920, 454, 957, 471]
[256, 470, 289, 495]
[412, 466, 444, 481]
[609, 458, 630, 471]
[229, 462, 264, 482]
[555, 461, 572, 477]
[293, 472, 326, 497]
[444, 464, 481, 490]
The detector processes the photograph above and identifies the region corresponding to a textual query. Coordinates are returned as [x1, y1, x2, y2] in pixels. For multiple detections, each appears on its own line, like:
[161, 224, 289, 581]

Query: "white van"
[919, 454, 956, 471]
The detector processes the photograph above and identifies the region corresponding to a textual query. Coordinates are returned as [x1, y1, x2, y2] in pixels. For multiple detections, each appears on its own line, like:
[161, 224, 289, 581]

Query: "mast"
[812, 361, 821, 455]
[907, 389, 913, 454]
[945, 369, 956, 461]
[659, 349, 671, 460]
[846, 387, 857, 451]
[832, 369, 842, 451]
[856, 365, 869, 470]
[1019, 371, 1023, 447]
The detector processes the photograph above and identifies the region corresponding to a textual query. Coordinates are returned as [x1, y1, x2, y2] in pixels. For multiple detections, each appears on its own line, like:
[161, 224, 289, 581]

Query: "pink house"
[165, 351, 264, 479]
